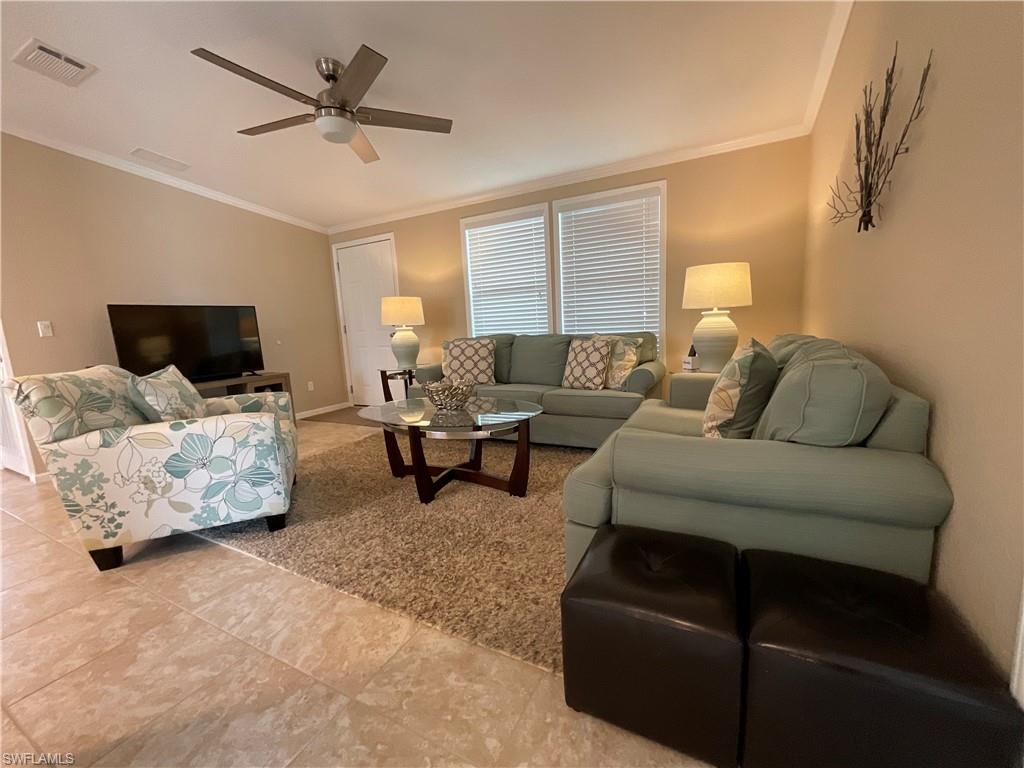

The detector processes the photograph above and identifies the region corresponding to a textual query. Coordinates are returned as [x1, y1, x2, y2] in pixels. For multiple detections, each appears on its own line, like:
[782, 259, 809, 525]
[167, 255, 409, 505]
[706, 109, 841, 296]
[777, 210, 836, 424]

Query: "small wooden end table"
[378, 368, 416, 403]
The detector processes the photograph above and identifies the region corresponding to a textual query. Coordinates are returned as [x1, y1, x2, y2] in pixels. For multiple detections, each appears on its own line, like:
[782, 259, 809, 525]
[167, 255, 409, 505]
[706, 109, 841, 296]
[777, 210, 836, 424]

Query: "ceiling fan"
[191, 44, 452, 163]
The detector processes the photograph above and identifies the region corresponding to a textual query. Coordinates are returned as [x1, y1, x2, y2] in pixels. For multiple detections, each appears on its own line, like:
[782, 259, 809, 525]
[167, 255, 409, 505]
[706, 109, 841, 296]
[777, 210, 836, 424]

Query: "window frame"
[460, 202, 553, 337]
[552, 180, 668, 359]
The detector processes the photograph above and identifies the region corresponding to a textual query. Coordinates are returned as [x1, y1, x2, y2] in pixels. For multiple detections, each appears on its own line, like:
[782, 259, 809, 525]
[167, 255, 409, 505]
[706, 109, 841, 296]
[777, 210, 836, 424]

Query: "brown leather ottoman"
[742, 550, 1024, 768]
[561, 525, 743, 768]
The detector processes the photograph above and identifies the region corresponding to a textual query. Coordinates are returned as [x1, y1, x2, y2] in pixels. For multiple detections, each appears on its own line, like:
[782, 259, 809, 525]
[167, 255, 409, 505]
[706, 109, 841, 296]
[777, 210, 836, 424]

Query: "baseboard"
[297, 402, 352, 419]
[1, 466, 49, 483]
[3, 467, 50, 484]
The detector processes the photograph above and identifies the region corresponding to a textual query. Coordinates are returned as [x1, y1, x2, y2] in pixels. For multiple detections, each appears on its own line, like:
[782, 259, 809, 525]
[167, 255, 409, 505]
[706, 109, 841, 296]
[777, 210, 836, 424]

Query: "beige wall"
[1, 134, 346, 414]
[332, 137, 810, 372]
[804, 2, 1023, 672]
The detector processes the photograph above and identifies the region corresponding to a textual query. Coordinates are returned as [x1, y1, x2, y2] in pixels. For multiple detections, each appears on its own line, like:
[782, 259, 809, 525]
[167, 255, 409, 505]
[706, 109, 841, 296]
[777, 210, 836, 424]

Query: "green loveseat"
[563, 335, 954, 583]
[412, 332, 665, 449]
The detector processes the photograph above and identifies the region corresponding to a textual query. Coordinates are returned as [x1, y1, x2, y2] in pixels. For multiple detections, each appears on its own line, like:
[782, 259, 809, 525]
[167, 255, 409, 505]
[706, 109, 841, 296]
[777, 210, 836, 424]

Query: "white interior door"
[334, 236, 400, 406]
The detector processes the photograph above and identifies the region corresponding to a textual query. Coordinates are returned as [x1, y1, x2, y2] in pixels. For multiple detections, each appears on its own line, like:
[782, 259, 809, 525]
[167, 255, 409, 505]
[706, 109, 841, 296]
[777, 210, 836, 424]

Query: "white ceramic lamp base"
[691, 310, 738, 373]
[390, 326, 420, 369]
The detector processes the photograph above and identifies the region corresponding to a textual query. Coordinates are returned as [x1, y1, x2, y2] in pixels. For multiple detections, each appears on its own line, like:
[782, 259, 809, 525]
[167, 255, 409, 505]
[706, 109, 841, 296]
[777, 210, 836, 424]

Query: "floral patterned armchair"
[3, 365, 297, 570]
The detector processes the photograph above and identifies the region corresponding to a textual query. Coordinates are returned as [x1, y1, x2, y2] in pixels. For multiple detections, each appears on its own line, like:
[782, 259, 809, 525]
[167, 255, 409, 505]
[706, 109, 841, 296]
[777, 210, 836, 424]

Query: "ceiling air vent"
[129, 148, 191, 173]
[12, 38, 96, 86]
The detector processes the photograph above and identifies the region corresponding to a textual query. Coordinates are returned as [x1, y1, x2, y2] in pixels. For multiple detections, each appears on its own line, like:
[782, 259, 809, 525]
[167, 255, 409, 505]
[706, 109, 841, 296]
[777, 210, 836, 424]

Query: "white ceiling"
[1, 2, 848, 232]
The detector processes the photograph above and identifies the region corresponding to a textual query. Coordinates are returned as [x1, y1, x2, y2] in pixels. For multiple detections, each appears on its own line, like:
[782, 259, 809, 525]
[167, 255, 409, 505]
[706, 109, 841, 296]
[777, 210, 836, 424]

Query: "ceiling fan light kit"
[315, 108, 358, 144]
[191, 44, 452, 163]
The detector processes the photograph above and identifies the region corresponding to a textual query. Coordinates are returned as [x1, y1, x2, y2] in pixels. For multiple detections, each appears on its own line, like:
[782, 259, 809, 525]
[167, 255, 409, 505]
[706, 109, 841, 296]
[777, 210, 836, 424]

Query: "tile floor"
[1, 420, 704, 768]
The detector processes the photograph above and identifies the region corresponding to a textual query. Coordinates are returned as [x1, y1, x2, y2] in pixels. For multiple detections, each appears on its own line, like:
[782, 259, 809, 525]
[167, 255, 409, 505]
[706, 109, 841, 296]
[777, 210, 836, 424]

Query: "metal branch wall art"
[828, 43, 933, 232]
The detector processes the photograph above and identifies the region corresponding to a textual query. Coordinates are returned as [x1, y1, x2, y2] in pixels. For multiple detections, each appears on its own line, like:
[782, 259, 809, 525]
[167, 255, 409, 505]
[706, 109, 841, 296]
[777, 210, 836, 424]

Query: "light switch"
[37, 320, 53, 338]
[306, 381, 315, 392]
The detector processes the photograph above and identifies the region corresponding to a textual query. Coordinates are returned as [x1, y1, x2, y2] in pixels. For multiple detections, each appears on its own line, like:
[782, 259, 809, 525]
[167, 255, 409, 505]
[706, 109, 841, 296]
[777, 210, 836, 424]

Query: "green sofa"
[412, 332, 665, 449]
[563, 335, 954, 583]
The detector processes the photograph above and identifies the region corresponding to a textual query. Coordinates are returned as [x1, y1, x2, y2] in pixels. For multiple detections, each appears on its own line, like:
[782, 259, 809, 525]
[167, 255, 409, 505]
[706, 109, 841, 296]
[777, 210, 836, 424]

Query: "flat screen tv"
[108, 304, 264, 382]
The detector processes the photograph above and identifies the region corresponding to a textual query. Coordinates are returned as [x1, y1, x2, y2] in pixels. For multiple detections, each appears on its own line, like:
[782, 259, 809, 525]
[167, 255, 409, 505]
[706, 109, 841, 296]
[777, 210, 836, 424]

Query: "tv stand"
[193, 371, 293, 401]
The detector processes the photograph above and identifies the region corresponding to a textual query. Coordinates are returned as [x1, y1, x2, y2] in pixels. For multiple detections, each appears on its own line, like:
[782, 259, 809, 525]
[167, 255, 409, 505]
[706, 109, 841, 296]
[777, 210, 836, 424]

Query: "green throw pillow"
[509, 334, 572, 386]
[766, 333, 818, 367]
[753, 342, 892, 447]
[703, 339, 779, 439]
[129, 365, 206, 422]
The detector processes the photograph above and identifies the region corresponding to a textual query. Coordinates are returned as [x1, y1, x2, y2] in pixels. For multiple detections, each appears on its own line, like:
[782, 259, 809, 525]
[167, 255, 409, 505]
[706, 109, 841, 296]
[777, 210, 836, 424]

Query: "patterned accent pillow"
[562, 337, 612, 390]
[2, 364, 148, 445]
[703, 339, 779, 439]
[592, 334, 642, 390]
[128, 365, 207, 422]
[441, 338, 496, 384]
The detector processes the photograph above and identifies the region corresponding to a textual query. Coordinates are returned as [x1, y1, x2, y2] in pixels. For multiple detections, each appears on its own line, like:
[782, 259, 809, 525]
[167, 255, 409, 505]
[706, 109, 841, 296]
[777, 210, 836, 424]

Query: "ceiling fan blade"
[238, 113, 315, 136]
[329, 44, 387, 108]
[355, 107, 452, 134]
[349, 125, 380, 164]
[192, 48, 320, 108]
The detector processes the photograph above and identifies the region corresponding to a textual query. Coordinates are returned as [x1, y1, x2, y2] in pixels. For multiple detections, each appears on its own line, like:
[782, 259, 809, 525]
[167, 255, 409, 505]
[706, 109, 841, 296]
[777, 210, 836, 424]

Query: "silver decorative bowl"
[423, 379, 474, 411]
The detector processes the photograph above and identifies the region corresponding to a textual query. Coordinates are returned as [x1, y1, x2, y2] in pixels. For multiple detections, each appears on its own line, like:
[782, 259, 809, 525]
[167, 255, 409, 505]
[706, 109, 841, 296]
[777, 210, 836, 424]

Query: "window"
[459, 184, 666, 350]
[461, 204, 551, 335]
[554, 182, 665, 346]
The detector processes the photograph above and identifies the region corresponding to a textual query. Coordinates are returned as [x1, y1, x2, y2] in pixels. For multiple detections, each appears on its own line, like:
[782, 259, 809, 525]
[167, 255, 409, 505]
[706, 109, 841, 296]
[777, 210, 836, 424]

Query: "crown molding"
[327, 123, 807, 234]
[4, 3, 851, 239]
[2, 127, 329, 234]
[326, 1, 853, 236]
[803, 0, 853, 132]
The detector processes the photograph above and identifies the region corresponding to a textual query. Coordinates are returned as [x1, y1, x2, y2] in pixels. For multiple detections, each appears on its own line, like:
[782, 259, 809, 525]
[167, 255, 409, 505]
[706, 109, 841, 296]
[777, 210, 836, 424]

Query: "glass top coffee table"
[358, 397, 543, 503]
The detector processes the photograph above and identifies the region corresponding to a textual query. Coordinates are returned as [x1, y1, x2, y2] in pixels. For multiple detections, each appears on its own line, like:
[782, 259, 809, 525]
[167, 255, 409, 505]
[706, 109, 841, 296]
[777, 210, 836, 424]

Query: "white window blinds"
[556, 185, 664, 344]
[463, 208, 551, 335]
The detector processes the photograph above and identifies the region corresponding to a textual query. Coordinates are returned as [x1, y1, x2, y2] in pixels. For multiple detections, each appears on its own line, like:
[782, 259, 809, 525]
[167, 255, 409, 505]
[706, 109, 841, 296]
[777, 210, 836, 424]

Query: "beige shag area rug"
[205, 429, 591, 670]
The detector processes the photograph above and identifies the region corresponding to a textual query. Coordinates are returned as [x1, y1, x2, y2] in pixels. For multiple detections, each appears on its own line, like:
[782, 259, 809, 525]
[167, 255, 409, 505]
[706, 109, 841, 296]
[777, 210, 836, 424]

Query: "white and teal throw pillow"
[129, 365, 206, 422]
[703, 339, 779, 439]
[2, 365, 148, 445]
[592, 334, 642, 390]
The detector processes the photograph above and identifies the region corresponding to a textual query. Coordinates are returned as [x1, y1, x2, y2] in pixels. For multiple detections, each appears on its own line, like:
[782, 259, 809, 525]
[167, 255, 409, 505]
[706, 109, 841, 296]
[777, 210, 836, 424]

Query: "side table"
[379, 368, 415, 403]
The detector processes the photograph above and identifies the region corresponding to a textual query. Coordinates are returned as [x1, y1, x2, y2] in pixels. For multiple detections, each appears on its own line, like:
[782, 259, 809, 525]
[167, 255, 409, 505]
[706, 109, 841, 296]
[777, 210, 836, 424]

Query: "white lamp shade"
[380, 296, 424, 326]
[681, 262, 753, 309]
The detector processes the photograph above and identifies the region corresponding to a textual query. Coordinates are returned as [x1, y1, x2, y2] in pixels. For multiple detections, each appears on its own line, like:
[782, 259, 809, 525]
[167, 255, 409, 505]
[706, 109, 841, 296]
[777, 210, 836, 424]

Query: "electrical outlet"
[306, 381, 315, 392]
[37, 320, 53, 338]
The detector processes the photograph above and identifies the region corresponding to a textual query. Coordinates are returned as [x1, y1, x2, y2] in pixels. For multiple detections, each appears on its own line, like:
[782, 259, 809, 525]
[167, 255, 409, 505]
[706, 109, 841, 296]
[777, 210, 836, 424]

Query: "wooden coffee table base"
[381, 421, 531, 504]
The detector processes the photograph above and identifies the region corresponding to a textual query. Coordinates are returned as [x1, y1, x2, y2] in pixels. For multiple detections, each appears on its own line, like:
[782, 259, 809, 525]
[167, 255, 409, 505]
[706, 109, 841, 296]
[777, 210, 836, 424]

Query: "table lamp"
[681, 262, 752, 373]
[381, 296, 424, 369]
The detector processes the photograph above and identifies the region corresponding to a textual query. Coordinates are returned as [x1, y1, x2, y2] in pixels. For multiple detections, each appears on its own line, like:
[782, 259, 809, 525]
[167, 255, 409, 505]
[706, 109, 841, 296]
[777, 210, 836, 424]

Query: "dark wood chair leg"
[407, 426, 436, 503]
[266, 513, 287, 532]
[89, 545, 124, 571]
[508, 420, 531, 497]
